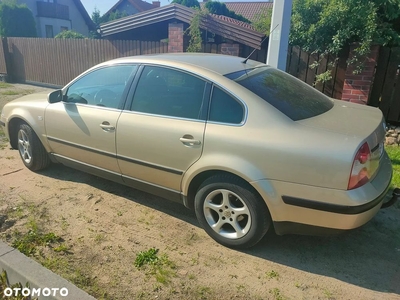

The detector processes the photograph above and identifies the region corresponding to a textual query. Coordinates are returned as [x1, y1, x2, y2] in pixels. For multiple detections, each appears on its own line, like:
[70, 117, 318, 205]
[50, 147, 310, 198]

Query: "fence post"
[341, 45, 379, 105]
[0, 37, 11, 82]
[168, 23, 184, 53]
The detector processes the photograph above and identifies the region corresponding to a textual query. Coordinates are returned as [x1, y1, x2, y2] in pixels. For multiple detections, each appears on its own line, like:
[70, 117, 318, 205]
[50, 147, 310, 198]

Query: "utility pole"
[266, 0, 293, 71]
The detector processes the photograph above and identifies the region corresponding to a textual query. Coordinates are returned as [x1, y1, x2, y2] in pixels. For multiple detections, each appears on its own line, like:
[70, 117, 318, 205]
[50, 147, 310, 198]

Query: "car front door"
[116, 65, 209, 199]
[45, 64, 138, 180]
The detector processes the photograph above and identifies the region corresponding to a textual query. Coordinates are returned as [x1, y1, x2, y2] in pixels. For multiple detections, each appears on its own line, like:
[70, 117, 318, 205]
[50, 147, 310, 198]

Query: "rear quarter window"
[209, 86, 244, 124]
[226, 67, 333, 121]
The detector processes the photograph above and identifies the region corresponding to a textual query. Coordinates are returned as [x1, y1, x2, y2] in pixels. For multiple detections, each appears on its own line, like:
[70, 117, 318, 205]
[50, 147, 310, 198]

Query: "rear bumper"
[251, 151, 393, 235]
[280, 178, 391, 215]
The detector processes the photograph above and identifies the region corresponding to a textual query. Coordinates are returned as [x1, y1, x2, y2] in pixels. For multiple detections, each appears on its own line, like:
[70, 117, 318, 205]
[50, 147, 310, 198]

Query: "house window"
[45, 25, 54, 38]
[61, 26, 68, 32]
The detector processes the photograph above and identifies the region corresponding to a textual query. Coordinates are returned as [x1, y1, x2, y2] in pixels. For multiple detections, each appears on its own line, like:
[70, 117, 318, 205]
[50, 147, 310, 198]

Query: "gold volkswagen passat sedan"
[0, 54, 397, 248]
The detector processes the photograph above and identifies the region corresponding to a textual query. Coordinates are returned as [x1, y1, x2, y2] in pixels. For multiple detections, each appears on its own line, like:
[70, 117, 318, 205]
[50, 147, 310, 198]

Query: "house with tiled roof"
[11, 0, 95, 37]
[200, 1, 273, 22]
[101, 4, 265, 46]
[103, 0, 161, 18]
[100, 3, 268, 61]
[224, 2, 273, 22]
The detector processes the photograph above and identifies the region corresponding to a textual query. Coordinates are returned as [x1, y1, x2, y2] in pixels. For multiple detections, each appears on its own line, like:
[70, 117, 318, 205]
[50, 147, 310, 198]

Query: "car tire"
[194, 175, 271, 249]
[17, 123, 50, 171]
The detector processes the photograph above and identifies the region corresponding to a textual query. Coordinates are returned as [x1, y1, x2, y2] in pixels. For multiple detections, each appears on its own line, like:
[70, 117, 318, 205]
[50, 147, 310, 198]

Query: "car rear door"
[45, 64, 138, 180]
[116, 65, 209, 198]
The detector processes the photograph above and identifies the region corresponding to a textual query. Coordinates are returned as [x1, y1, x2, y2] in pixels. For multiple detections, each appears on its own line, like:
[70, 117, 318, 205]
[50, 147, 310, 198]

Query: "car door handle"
[100, 121, 115, 131]
[180, 135, 201, 146]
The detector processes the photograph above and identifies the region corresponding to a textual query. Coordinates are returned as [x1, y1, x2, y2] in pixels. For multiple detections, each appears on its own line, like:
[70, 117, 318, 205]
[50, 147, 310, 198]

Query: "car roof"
[103, 53, 266, 76]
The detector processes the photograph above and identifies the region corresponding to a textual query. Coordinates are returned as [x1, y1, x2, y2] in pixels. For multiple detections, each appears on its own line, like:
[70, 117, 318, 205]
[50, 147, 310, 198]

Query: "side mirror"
[48, 90, 63, 104]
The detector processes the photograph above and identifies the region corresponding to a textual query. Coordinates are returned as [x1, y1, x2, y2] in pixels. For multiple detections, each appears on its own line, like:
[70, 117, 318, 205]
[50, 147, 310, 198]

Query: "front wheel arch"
[15, 122, 51, 171]
[8, 117, 24, 149]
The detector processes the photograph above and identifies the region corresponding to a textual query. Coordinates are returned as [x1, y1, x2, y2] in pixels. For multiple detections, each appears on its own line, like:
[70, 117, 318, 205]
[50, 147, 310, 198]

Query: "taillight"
[348, 142, 371, 190]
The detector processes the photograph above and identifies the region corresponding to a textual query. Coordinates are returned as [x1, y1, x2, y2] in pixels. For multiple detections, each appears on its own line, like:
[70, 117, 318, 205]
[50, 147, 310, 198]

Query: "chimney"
[152, 1, 160, 7]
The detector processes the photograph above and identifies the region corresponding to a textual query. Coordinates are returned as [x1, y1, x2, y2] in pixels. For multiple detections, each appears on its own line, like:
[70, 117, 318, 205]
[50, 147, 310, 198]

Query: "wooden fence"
[0, 38, 268, 87]
[0, 38, 8, 75]
[369, 47, 400, 123]
[3, 38, 400, 123]
[1, 38, 168, 86]
[286, 46, 348, 99]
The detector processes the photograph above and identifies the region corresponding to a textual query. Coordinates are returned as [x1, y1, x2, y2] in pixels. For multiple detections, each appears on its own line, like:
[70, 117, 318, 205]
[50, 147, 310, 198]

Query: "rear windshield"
[225, 67, 334, 121]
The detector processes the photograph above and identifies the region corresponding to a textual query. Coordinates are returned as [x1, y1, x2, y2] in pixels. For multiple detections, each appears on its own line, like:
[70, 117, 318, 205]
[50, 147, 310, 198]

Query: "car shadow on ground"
[39, 163, 199, 226]
[40, 164, 400, 296]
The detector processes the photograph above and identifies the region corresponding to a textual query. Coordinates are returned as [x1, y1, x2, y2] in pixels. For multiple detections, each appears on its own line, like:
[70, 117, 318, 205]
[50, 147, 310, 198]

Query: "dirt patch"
[0, 84, 399, 300]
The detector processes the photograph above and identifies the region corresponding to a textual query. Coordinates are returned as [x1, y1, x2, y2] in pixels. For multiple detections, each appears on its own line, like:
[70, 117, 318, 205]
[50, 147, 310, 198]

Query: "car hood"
[297, 100, 385, 140]
[7, 91, 51, 105]
[2, 91, 52, 118]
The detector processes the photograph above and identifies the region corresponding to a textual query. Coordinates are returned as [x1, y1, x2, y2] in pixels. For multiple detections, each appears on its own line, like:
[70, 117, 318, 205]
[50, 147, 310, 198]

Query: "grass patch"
[134, 247, 160, 267]
[266, 270, 280, 280]
[11, 219, 62, 256]
[0, 270, 37, 300]
[12, 229, 61, 256]
[1, 90, 20, 96]
[386, 145, 400, 188]
[269, 288, 286, 300]
[134, 248, 176, 284]
[385, 145, 400, 208]
[0, 82, 12, 88]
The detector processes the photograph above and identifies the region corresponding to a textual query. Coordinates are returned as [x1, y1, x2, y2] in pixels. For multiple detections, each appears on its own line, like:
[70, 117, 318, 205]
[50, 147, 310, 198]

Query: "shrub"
[0, 2, 36, 37]
[55, 30, 86, 39]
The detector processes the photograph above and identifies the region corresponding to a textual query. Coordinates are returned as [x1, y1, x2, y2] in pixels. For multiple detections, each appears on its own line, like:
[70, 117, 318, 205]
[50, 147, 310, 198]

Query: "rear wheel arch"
[185, 170, 268, 210]
[193, 172, 271, 248]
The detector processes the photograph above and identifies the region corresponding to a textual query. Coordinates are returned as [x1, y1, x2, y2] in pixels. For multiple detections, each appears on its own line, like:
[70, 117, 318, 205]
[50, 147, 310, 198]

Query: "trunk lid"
[297, 100, 385, 140]
[298, 100, 386, 181]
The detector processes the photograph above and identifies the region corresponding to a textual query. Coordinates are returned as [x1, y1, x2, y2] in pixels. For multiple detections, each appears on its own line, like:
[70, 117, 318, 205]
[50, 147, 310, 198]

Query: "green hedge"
[0, 3, 36, 37]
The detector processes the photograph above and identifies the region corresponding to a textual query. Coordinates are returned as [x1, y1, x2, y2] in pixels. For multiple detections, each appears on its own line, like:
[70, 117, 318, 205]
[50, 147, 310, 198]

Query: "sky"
[80, 0, 266, 16]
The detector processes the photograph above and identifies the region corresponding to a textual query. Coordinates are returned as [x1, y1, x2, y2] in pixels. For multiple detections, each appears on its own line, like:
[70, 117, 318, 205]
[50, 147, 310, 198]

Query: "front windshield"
[226, 67, 334, 121]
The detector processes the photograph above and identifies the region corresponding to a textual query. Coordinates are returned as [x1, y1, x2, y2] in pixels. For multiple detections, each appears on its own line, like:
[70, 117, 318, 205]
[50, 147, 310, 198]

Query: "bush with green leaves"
[172, 0, 200, 9]
[290, 0, 400, 74]
[252, 7, 272, 35]
[55, 30, 86, 39]
[205, 1, 249, 23]
[0, 2, 36, 37]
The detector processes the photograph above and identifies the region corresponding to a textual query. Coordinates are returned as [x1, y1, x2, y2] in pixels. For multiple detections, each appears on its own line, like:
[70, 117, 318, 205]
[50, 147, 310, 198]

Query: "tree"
[107, 10, 129, 22]
[92, 7, 102, 27]
[90, 7, 102, 38]
[55, 30, 85, 39]
[90, 7, 129, 38]
[252, 7, 272, 35]
[172, 0, 200, 9]
[0, 2, 36, 37]
[205, 1, 249, 23]
[186, 8, 206, 52]
[290, 0, 400, 74]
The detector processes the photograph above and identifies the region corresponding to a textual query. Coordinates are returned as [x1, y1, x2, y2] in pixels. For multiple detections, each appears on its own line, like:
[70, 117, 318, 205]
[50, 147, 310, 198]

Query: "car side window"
[65, 65, 137, 109]
[131, 66, 207, 120]
[209, 86, 244, 124]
